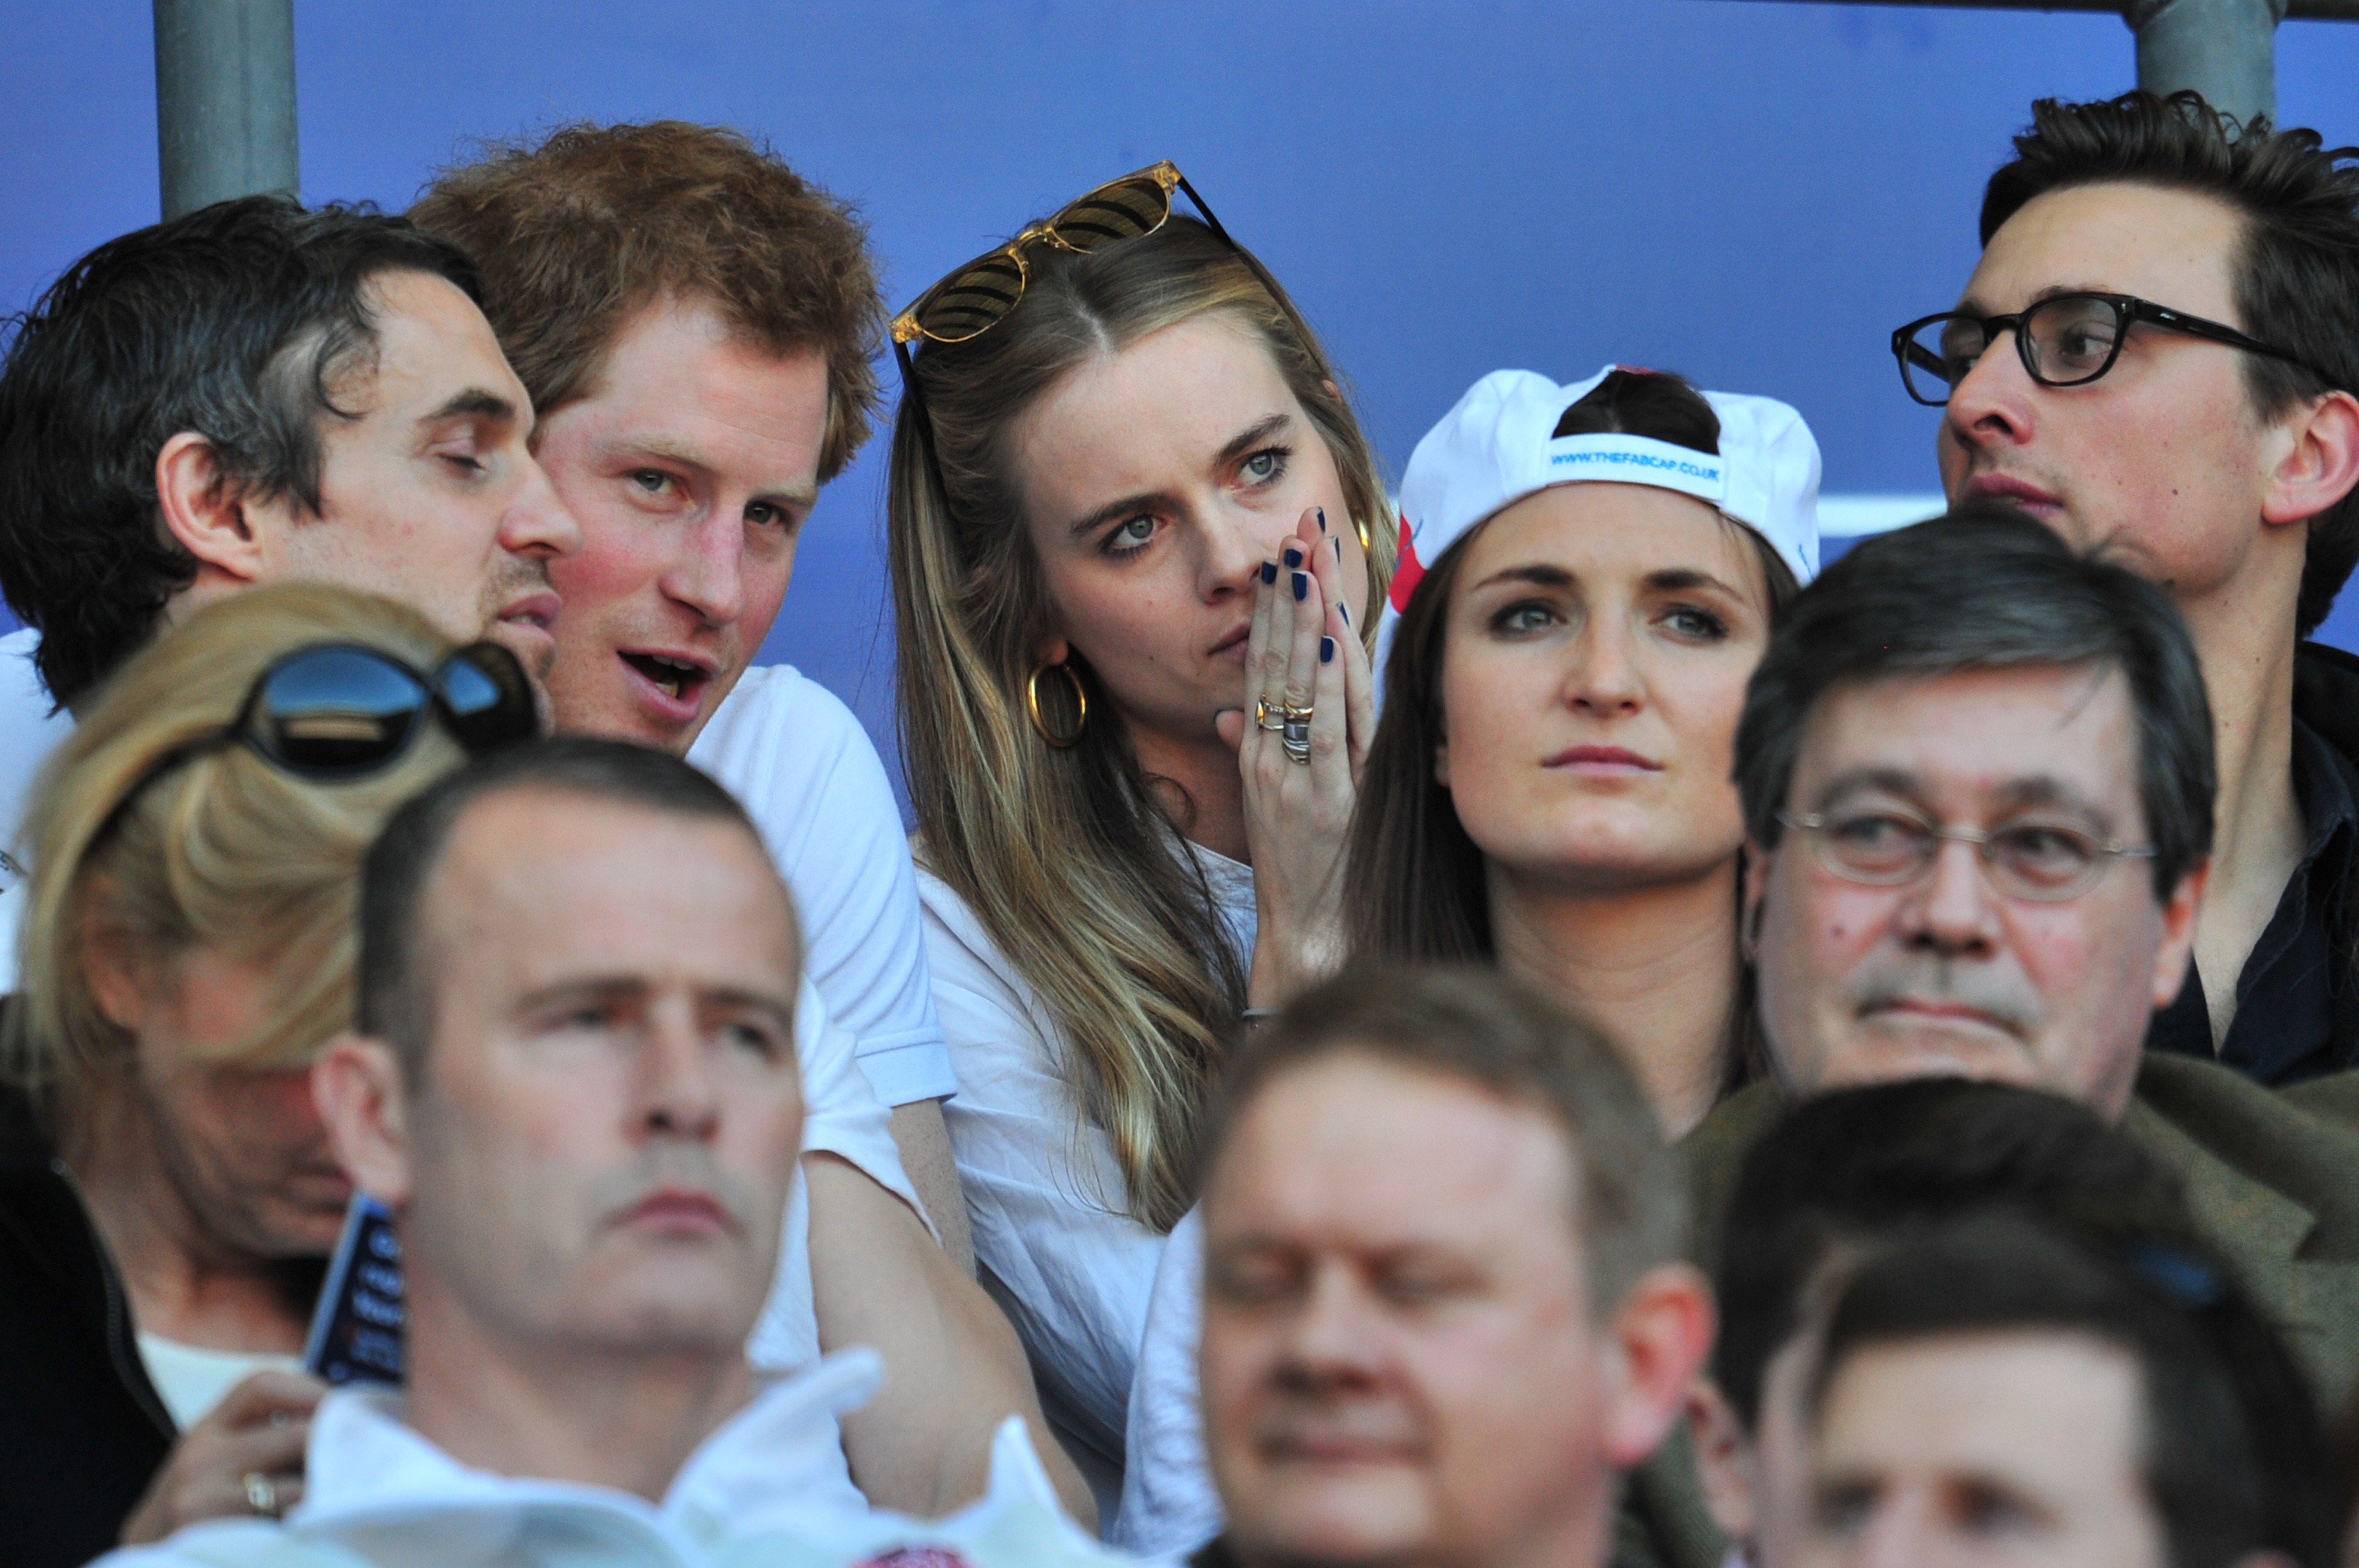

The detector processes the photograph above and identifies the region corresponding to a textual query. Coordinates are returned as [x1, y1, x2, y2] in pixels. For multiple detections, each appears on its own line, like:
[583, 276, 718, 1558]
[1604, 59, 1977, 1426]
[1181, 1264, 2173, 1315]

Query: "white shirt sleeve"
[0, 627, 74, 894]
[1114, 1205, 1222, 1556]
[917, 867, 1168, 1466]
[690, 666, 957, 1107]
[749, 975, 929, 1373]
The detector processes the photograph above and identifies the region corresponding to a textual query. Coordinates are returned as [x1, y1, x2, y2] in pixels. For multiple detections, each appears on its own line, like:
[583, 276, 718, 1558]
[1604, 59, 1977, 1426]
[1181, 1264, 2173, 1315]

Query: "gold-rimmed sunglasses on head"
[890, 161, 1236, 371]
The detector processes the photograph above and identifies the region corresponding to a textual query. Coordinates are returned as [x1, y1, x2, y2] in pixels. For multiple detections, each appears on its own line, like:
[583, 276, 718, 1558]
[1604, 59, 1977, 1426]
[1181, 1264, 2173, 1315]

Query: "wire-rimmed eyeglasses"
[1777, 806, 2156, 902]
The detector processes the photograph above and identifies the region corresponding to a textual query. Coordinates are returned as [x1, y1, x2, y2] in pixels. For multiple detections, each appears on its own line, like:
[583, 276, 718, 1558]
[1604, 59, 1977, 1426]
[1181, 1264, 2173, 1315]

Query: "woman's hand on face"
[1219, 506, 1379, 1007]
[120, 1369, 325, 1543]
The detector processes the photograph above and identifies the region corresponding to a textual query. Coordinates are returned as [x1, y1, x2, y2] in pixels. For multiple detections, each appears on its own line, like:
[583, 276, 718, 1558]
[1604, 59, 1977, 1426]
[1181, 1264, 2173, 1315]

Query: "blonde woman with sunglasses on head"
[888, 163, 1393, 1502]
[0, 584, 537, 1568]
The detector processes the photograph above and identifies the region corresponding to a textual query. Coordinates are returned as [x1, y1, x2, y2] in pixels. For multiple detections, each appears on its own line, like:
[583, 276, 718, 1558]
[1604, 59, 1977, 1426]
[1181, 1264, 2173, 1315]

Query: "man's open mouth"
[621, 651, 709, 703]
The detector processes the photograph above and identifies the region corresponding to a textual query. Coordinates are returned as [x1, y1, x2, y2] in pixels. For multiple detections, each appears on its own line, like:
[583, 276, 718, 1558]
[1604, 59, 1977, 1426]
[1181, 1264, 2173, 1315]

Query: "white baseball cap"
[1383, 366, 1822, 639]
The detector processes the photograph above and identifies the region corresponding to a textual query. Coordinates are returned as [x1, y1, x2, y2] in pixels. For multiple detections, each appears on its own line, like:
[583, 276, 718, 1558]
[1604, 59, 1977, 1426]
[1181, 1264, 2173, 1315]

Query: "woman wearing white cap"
[883, 162, 1392, 1500]
[1108, 367, 1820, 1561]
[1350, 364, 1820, 1136]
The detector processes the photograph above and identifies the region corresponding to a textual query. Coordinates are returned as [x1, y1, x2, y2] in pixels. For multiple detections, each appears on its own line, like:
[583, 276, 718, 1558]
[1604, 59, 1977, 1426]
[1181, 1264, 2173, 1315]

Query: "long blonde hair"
[5, 584, 469, 1111]
[890, 215, 1395, 1231]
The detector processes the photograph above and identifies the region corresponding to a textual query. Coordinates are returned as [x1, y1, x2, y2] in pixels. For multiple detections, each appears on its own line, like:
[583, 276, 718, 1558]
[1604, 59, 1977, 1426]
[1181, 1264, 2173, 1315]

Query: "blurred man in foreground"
[97, 738, 1117, 1568]
[1193, 966, 1712, 1568]
[1783, 1214, 2329, 1568]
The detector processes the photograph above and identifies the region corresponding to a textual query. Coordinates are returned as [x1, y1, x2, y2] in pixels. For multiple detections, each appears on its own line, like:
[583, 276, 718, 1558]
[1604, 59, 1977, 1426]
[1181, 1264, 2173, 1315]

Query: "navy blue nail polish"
[1339, 602, 1350, 626]
[1260, 561, 1277, 585]
[1317, 507, 1328, 534]
[1293, 571, 1309, 602]
[1283, 545, 1304, 569]
[1320, 636, 1336, 664]
[1333, 535, 1344, 560]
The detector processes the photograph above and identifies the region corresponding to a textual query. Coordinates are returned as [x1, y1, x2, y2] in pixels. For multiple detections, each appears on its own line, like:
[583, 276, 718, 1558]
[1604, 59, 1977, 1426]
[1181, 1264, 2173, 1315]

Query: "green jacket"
[1615, 1054, 2359, 1568]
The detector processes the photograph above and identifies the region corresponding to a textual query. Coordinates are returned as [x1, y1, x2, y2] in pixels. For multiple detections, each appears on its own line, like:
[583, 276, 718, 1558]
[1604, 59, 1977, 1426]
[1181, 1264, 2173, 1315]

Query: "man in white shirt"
[410, 122, 1084, 1523]
[97, 737, 1117, 1568]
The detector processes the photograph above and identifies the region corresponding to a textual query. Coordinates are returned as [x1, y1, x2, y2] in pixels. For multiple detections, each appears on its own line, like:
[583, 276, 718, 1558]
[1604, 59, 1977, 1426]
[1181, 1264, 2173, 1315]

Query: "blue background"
[4, 1, 2357, 796]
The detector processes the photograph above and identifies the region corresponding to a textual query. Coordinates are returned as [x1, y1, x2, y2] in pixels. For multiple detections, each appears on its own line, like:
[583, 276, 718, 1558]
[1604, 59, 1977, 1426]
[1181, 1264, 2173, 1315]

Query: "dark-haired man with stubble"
[1901, 92, 2359, 1083]
[0, 195, 581, 903]
[411, 123, 1086, 1523]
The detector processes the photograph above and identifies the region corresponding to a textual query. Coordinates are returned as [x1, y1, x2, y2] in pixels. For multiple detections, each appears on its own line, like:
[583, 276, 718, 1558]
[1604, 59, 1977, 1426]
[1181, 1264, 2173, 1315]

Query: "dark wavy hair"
[1983, 91, 2359, 636]
[0, 195, 481, 708]
[1735, 505, 2215, 899]
[1816, 1213, 2332, 1568]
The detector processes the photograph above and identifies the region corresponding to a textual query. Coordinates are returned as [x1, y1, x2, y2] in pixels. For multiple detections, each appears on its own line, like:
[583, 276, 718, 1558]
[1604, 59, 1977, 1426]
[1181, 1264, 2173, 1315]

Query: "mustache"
[1845, 955, 2041, 1037]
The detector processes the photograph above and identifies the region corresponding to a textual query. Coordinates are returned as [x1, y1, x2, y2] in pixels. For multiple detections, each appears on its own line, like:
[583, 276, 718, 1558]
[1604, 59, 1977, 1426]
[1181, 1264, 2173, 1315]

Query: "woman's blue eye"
[1238, 446, 1290, 486]
[1106, 516, 1156, 553]
[1664, 606, 1729, 640]
[1492, 601, 1558, 634]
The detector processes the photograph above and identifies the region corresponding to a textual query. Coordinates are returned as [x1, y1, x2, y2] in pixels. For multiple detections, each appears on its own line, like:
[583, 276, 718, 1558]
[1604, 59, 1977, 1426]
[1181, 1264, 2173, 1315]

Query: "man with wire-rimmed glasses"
[1621, 505, 2359, 1568]
[1714, 504, 2359, 1425]
[1891, 90, 2359, 1088]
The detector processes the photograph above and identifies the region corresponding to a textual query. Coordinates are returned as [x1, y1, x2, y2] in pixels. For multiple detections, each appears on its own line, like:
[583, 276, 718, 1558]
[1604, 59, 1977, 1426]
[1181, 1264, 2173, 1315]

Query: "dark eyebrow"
[423, 388, 518, 426]
[1645, 567, 1747, 596]
[1215, 412, 1292, 470]
[1468, 562, 1576, 593]
[1952, 282, 2121, 317]
[1067, 487, 1175, 540]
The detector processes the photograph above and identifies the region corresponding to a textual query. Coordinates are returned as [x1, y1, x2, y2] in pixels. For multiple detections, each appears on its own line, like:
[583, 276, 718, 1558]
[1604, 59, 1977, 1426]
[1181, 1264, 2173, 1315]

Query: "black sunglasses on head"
[218, 641, 539, 781]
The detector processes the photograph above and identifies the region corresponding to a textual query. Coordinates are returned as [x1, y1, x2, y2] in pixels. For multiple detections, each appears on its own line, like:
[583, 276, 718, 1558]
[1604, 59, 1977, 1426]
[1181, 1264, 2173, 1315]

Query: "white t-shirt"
[1113, 1205, 1218, 1556]
[689, 665, 957, 1109]
[93, 1348, 1149, 1568]
[0, 627, 72, 894]
[918, 839, 1254, 1493]
[135, 1334, 303, 1431]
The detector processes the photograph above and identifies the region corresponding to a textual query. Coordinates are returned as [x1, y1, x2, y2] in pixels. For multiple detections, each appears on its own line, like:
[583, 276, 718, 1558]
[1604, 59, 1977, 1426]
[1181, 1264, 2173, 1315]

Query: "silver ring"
[1282, 727, 1312, 765]
[243, 1471, 279, 1517]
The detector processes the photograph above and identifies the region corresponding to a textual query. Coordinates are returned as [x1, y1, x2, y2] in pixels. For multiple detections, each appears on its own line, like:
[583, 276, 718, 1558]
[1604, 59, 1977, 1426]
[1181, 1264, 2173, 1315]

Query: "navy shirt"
[2148, 719, 2359, 1086]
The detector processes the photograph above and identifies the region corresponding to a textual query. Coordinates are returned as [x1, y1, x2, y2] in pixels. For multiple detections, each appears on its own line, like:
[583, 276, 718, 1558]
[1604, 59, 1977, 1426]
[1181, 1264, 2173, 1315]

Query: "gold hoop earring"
[1353, 512, 1372, 553]
[1026, 662, 1088, 749]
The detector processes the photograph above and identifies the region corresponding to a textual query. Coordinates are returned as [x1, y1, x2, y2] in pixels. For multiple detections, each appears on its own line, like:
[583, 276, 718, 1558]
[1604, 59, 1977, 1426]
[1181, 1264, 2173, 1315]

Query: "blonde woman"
[0, 584, 535, 1568]
[886, 163, 1392, 1490]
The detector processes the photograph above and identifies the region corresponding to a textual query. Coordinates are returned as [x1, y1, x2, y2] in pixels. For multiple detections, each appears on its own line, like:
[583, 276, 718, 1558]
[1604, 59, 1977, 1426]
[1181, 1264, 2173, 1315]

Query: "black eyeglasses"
[211, 641, 539, 782]
[1778, 806, 2156, 902]
[1891, 292, 2333, 407]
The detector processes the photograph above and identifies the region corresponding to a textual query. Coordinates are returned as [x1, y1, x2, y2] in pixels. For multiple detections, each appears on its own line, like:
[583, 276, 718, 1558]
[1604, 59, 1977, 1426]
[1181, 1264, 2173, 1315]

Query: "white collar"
[292, 1347, 883, 1565]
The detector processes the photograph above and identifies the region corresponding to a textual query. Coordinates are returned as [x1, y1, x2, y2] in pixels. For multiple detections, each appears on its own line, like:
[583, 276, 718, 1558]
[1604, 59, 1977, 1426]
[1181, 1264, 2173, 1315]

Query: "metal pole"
[153, 0, 299, 220]
[2122, 0, 2290, 124]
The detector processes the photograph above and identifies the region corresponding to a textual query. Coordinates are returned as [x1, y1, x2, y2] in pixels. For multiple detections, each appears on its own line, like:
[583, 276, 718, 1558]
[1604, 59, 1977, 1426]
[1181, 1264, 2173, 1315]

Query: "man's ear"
[2260, 388, 2359, 530]
[1687, 1378, 1759, 1543]
[1599, 1263, 1717, 1470]
[312, 1033, 416, 1206]
[2153, 856, 2208, 1013]
[1739, 841, 1773, 964]
[154, 432, 283, 590]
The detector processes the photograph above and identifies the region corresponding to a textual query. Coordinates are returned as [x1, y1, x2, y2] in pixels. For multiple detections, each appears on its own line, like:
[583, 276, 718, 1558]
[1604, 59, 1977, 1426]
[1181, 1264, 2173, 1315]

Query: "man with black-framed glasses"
[1894, 90, 2359, 1088]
